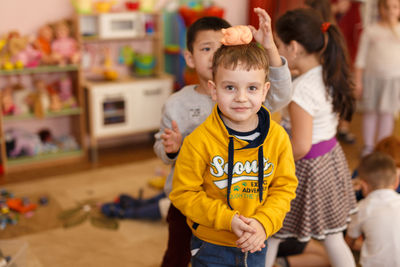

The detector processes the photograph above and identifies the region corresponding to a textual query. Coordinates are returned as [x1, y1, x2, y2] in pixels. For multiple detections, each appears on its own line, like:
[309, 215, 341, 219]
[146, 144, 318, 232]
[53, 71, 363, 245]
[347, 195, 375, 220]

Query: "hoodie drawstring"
[258, 145, 264, 202]
[227, 137, 234, 210]
[226, 137, 264, 210]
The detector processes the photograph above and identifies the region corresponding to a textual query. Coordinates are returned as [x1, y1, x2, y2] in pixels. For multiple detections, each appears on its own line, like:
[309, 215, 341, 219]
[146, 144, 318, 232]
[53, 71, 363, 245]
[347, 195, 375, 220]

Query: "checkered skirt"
[274, 143, 357, 241]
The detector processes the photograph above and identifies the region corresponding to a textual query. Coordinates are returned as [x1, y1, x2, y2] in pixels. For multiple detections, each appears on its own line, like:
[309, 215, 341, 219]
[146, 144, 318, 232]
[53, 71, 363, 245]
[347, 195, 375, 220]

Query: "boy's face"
[185, 30, 224, 83]
[209, 64, 270, 131]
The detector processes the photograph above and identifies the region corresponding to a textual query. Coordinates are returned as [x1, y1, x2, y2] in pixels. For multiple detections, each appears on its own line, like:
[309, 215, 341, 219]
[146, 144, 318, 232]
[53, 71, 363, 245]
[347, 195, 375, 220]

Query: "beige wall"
[0, 0, 249, 36]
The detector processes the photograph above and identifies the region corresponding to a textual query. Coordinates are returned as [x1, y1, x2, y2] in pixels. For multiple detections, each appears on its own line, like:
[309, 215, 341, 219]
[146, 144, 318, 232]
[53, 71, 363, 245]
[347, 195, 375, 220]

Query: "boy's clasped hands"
[232, 214, 266, 253]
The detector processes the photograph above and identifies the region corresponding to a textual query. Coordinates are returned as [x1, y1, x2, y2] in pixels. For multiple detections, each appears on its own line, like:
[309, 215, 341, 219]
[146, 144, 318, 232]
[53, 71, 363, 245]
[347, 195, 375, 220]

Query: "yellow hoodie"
[170, 105, 298, 247]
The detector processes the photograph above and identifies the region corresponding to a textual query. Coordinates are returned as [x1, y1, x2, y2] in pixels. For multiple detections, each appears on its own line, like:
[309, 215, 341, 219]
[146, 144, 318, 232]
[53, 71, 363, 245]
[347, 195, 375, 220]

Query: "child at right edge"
[345, 152, 400, 267]
[153, 8, 293, 267]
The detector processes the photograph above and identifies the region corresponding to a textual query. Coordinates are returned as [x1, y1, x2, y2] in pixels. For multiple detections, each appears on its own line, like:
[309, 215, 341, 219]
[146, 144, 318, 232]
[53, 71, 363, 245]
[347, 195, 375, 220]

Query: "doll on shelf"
[6, 31, 41, 69]
[13, 83, 30, 115]
[47, 84, 62, 112]
[34, 80, 50, 118]
[34, 24, 54, 65]
[1, 86, 15, 115]
[58, 76, 77, 108]
[52, 21, 80, 65]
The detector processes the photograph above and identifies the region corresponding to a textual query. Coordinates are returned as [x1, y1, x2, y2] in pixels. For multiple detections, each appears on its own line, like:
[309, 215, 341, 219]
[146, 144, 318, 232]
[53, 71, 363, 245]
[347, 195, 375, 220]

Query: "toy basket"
[134, 54, 156, 76]
[0, 240, 28, 267]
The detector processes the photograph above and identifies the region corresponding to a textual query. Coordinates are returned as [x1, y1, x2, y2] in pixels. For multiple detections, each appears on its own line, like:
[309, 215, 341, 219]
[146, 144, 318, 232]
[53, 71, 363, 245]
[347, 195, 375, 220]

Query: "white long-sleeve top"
[355, 23, 400, 78]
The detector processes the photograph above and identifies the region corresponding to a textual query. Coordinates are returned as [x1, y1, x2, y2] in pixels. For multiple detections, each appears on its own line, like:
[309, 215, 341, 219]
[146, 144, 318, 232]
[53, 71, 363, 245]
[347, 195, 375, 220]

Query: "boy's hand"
[231, 214, 256, 238]
[161, 120, 182, 153]
[248, 8, 274, 50]
[236, 215, 266, 253]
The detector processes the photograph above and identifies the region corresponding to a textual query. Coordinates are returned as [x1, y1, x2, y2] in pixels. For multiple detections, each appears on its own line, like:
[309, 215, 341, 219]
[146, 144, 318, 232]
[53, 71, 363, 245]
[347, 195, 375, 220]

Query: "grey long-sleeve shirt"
[154, 57, 293, 196]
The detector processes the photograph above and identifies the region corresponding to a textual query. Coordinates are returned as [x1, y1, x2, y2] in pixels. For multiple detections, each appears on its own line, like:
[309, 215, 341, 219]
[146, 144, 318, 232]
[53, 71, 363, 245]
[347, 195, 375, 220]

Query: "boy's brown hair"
[211, 43, 270, 81]
[186, 16, 230, 53]
[358, 152, 397, 190]
[374, 136, 400, 168]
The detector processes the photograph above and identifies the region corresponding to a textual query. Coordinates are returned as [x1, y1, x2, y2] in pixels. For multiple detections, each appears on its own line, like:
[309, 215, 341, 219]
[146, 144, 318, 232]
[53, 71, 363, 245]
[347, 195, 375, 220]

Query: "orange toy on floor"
[7, 198, 37, 213]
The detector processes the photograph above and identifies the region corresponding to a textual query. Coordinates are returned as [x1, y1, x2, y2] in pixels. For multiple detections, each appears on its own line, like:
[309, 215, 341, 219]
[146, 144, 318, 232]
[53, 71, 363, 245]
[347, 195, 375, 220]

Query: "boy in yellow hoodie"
[170, 42, 298, 266]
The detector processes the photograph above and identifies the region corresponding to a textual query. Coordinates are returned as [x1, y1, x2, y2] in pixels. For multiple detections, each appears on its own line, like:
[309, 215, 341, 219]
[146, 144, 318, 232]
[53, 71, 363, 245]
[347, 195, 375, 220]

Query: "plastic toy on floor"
[6, 198, 37, 213]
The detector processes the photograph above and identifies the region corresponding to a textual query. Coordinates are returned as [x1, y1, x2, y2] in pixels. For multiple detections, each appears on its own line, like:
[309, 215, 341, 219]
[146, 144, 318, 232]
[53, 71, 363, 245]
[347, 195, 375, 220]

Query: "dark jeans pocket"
[190, 235, 207, 258]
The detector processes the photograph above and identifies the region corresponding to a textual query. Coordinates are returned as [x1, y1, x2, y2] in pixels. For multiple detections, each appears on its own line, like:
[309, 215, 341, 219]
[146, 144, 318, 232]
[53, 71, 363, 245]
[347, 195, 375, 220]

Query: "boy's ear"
[263, 81, 271, 100]
[184, 50, 195, 69]
[360, 179, 371, 197]
[208, 80, 217, 101]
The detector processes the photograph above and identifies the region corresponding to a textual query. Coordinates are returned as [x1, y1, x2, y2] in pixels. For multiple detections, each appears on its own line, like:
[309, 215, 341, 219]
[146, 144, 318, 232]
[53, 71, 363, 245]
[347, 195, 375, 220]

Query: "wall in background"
[0, 0, 248, 36]
[214, 0, 248, 25]
[0, 0, 74, 35]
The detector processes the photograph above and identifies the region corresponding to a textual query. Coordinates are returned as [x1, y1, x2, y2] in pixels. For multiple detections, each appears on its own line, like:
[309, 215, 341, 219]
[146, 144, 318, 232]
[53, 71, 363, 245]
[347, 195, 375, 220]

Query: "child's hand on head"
[248, 8, 275, 50]
[161, 120, 182, 153]
[236, 215, 266, 253]
[231, 214, 256, 238]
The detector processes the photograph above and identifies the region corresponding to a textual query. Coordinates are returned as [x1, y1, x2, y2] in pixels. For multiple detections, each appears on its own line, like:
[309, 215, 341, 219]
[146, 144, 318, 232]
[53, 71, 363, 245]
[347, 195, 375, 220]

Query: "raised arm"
[249, 7, 293, 112]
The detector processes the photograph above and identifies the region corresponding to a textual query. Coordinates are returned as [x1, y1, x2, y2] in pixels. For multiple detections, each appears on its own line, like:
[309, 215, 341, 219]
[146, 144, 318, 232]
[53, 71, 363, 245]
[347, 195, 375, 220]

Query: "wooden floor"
[1, 112, 397, 185]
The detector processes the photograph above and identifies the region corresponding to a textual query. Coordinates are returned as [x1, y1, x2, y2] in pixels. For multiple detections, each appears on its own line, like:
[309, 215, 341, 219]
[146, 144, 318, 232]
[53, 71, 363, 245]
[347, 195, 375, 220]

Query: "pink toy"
[221, 25, 253, 46]
[52, 21, 80, 65]
[7, 32, 41, 68]
[58, 76, 77, 108]
[12, 44, 42, 68]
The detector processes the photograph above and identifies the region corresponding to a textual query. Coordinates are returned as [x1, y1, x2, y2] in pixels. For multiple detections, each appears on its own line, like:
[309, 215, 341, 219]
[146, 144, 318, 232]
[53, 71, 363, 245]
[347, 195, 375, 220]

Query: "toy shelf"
[0, 55, 87, 174]
[0, 65, 79, 76]
[6, 149, 84, 168]
[3, 107, 82, 122]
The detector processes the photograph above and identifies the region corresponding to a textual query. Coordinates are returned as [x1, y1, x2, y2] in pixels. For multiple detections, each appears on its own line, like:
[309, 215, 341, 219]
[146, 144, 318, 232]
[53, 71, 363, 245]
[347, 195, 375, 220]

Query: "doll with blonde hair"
[52, 21, 80, 65]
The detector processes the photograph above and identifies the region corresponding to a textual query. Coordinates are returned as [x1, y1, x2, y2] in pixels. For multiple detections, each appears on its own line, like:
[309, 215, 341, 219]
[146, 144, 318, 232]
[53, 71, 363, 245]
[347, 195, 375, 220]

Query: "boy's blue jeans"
[191, 235, 268, 267]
